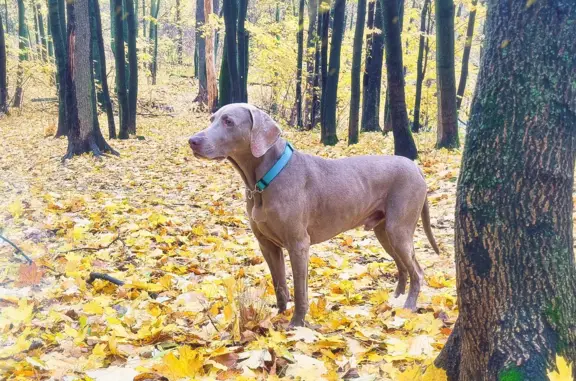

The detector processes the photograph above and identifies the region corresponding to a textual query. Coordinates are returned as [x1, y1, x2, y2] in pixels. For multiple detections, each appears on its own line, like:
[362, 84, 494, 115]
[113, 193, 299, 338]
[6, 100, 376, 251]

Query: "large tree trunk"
[195, 0, 207, 103]
[63, 0, 116, 159]
[381, 0, 416, 160]
[294, 0, 305, 128]
[126, 0, 138, 134]
[90, 0, 115, 138]
[13, 0, 28, 108]
[303, 0, 317, 129]
[114, 0, 129, 138]
[435, 0, 459, 149]
[455, 0, 476, 111]
[237, 0, 248, 102]
[0, 12, 8, 115]
[412, 0, 430, 132]
[360, 0, 384, 132]
[347, 0, 366, 144]
[220, 0, 241, 104]
[320, 0, 344, 146]
[49, 0, 67, 136]
[435, 0, 576, 379]
[204, 0, 217, 111]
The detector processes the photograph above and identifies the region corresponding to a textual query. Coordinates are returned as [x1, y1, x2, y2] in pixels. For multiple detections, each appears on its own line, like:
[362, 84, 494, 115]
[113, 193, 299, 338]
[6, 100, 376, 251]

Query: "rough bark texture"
[320, 0, 344, 146]
[303, 0, 317, 129]
[381, 0, 416, 159]
[435, 0, 576, 379]
[195, 0, 207, 102]
[91, 0, 116, 138]
[435, 0, 459, 149]
[412, 0, 430, 132]
[126, 0, 138, 134]
[360, 0, 384, 132]
[294, 0, 305, 129]
[13, 0, 28, 108]
[455, 0, 476, 111]
[114, 0, 129, 139]
[50, 0, 67, 136]
[347, 0, 366, 144]
[204, 0, 218, 111]
[0, 12, 7, 115]
[63, 0, 116, 159]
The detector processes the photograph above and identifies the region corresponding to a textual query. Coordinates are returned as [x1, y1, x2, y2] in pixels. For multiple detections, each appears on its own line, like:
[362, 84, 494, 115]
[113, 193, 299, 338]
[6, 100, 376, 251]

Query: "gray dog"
[189, 103, 439, 327]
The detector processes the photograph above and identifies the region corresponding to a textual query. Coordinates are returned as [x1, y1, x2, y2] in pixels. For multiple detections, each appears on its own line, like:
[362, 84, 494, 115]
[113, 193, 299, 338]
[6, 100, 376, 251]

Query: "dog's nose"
[188, 135, 202, 149]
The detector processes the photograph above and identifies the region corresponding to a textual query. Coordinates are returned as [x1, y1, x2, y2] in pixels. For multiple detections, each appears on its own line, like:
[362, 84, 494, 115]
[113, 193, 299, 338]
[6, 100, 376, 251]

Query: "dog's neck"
[228, 138, 287, 192]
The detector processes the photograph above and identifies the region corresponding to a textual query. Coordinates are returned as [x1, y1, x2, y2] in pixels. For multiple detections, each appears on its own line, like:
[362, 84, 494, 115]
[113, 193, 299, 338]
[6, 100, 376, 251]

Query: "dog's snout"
[188, 135, 203, 149]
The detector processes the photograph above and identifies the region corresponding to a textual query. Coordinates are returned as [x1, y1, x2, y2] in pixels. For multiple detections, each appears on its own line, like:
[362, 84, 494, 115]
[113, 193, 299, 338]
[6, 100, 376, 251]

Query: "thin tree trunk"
[360, 0, 375, 132]
[64, 0, 116, 159]
[126, 0, 138, 134]
[361, 0, 384, 132]
[321, 0, 344, 146]
[304, 0, 317, 129]
[237, 0, 248, 102]
[412, 0, 430, 132]
[435, 0, 576, 378]
[204, 0, 217, 110]
[294, 0, 305, 128]
[142, 0, 146, 36]
[175, 0, 182, 64]
[195, 0, 207, 102]
[36, 3, 48, 61]
[318, 0, 330, 128]
[381, 0, 416, 159]
[150, 0, 159, 84]
[456, 0, 476, 111]
[347, 0, 366, 144]
[114, 0, 129, 138]
[435, 0, 459, 149]
[49, 0, 67, 136]
[13, 0, 28, 108]
[382, 0, 404, 134]
[33, 2, 42, 58]
[0, 12, 7, 114]
[46, 9, 54, 58]
[91, 0, 115, 138]
[308, 1, 322, 129]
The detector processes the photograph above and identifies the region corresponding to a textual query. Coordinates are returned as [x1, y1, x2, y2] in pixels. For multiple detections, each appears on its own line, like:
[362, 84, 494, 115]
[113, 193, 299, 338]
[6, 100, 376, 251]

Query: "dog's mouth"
[193, 152, 226, 161]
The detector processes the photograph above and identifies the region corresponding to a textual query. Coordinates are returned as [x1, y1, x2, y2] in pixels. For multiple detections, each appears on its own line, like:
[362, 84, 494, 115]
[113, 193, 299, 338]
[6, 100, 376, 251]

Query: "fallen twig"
[59, 235, 124, 253]
[87, 272, 125, 286]
[0, 234, 33, 264]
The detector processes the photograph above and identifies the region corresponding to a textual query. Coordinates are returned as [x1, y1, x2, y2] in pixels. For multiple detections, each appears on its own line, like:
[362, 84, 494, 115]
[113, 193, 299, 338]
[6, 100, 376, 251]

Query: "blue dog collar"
[255, 142, 294, 191]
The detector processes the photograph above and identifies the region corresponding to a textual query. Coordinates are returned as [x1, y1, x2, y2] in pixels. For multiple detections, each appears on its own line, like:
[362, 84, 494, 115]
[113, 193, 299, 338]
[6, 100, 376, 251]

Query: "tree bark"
[33, 2, 42, 58]
[63, 0, 116, 159]
[347, 0, 366, 144]
[435, 0, 459, 149]
[114, 0, 129, 138]
[294, 0, 305, 128]
[49, 0, 67, 136]
[91, 0, 115, 138]
[141, 0, 146, 36]
[149, 0, 159, 85]
[237, 0, 248, 102]
[36, 3, 48, 61]
[195, 0, 207, 103]
[0, 11, 7, 114]
[303, 0, 317, 129]
[435, 0, 576, 379]
[412, 0, 430, 132]
[360, 0, 384, 132]
[455, 0, 476, 111]
[318, 0, 330, 128]
[320, 0, 344, 146]
[204, 0, 217, 111]
[46, 9, 54, 58]
[13, 0, 28, 108]
[359, 0, 375, 132]
[220, 0, 241, 104]
[175, 0, 182, 65]
[381, 0, 416, 159]
[126, 0, 138, 134]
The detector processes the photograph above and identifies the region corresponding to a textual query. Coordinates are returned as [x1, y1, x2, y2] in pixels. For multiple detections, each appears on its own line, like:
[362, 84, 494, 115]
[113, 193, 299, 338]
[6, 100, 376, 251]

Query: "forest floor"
[1, 77, 462, 380]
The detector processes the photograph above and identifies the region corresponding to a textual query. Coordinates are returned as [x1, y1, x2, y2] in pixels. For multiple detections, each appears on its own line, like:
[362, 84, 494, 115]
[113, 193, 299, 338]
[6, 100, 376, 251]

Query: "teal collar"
[255, 142, 294, 192]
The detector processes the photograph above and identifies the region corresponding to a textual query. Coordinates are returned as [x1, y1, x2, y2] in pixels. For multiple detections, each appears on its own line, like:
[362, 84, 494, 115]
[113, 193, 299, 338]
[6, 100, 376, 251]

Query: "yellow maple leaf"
[422, 363, 448, 381]
[8, 199, 24, 218]
[158, 346, 204, 379]
[83, 300, 104, 315]
[548, 355, 573, 381]
[398, 363, 423, 381]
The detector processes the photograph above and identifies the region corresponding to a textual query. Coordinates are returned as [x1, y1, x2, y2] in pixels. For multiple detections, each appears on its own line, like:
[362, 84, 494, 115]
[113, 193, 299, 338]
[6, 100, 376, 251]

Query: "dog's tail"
[421, 197, 440, 254]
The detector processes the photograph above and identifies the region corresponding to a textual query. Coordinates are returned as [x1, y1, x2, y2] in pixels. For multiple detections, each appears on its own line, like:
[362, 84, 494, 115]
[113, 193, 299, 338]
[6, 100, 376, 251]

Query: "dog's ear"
[248, 107, 282, 158]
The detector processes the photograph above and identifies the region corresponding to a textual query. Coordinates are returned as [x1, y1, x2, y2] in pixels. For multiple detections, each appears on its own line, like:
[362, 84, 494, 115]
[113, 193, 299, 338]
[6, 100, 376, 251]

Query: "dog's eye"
[225, 119, 234, 127]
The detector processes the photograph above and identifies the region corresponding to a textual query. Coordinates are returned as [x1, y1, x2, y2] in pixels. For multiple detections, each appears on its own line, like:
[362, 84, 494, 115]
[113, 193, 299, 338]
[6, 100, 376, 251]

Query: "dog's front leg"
[258, 239, 288, 313]
[287, 238, 310, 327]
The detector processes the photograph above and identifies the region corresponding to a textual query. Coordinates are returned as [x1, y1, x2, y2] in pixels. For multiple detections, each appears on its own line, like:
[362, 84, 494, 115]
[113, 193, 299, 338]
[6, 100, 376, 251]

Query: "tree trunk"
[46, 10, 54, 58]
[435, 0, 576, 379]
[360, 0, 384, 132]
[320, 0, 344, 146]
[149, 0, 159, 85]
[126, 0, 138, 134]
[412, 0, 430, 132]
[308, 1, 322, 129]
[237, 0, 248, 102]
[294, 0, 305, 128]
[347, 0, 366, 144]
[114, 0, 129, 138]
[0, 12, 8, 115]
[359, 0, 374, 132]
[13, 0, 28, 108]
[142, 0, 146, 36]
[318, 0, 329, 128]
[33, 2, 42, 58]
[64, 0, 116, 159]
[220, 0, 240, 104]
[36, 3, 48, 61]
[58, 0, 65, 40]
[195, 0, 207, 103]
[381, 0, 417, 160]
[435, 0, 459, 149]
[49, 0, 67, 136]
[455, 0, 476, 111]
[175, 0, 182, 64]
[91, 0, 116, 138]
[303, 0, 317, 129]
[204, 0, 217, 111]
